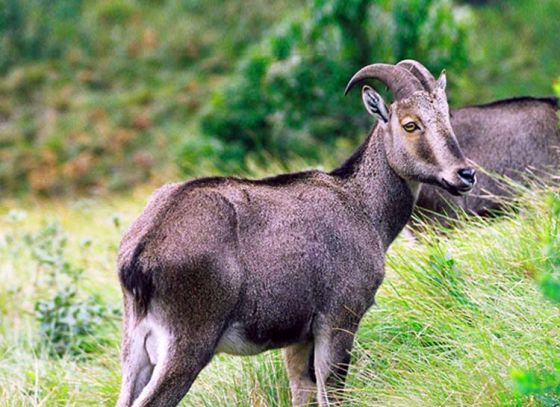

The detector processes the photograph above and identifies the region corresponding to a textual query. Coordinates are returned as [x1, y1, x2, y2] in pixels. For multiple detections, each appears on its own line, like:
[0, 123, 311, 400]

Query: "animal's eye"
[403, 122, 418, 132]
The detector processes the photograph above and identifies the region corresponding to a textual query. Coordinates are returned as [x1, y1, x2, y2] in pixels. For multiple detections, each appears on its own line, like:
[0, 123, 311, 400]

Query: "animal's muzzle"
[457, 167, 476, 190]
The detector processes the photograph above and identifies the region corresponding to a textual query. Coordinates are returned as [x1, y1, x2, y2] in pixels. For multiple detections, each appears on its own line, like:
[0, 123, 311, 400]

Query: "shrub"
[187, 0, 471, 172]
[35, 287, 119, 358]
[23, 222, 119, 358]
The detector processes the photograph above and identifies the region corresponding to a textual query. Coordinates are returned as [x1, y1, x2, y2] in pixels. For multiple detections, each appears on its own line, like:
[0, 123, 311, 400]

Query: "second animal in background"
[398, 60, 560, 225]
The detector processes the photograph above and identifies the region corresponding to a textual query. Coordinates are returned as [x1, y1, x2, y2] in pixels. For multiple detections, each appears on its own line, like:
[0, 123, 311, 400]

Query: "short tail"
[119, 242, 154, 317]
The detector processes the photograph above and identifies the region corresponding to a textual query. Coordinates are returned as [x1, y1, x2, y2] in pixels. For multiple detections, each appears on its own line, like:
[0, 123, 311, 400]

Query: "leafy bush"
[35, 287, 119, 358]
[23, 222, 119, 358]
[186, 0, 471, 172]
[23, 222, 81, 285]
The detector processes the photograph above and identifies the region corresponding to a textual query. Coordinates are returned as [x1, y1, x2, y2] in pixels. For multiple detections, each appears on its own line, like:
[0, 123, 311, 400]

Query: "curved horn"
[397, 59, 436, 91]
[344, 63, 424, 100]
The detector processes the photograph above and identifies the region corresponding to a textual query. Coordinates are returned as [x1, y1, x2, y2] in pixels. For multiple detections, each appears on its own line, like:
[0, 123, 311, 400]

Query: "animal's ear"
[362, 86, 389, 123]
[436, 69, 447, 90]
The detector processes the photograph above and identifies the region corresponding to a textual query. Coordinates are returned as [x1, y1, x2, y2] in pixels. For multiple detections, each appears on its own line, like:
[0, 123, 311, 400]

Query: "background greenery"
[1, 0, 559, 405]
[1, 0, 558, 195]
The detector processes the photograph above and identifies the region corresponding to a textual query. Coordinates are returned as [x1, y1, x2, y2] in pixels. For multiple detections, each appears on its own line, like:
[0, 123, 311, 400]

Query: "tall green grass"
[0, 180, 558, 405]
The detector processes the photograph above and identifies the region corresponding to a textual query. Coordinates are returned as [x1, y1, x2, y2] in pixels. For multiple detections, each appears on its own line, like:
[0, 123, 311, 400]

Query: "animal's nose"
[457, 167, 476, 185]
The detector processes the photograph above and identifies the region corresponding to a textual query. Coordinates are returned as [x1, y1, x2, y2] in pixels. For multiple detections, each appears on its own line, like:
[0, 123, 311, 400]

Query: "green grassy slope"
[1, 182, 558, 406]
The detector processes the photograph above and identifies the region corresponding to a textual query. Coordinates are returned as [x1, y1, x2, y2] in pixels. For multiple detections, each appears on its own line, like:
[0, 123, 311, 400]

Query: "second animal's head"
[346, 60, 476, 196]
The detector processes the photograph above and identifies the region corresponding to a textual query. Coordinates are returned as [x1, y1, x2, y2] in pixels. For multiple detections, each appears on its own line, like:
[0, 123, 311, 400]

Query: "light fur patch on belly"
[216, 323, 265, 356]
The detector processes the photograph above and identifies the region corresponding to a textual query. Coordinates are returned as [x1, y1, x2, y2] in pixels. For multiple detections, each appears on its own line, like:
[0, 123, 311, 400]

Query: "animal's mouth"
[441, 178, 474, 196]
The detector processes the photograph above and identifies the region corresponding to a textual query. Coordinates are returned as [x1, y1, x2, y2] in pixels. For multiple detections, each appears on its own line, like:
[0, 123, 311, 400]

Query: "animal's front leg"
[283, 342, 315, 406]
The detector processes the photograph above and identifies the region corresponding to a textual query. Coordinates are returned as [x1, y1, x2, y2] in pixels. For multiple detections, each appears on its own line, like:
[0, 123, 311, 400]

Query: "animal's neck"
[332, 125, 416, 250]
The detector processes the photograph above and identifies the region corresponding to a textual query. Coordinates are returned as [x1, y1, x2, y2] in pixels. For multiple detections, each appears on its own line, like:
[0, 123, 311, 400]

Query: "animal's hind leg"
[283, 342, 316, 406]
[130, 325, 221, 407]
[117, 297, 155, 407]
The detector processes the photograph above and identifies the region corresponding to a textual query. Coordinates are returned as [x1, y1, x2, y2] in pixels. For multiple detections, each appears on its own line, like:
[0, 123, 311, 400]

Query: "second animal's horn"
[397, 59, 436, 91]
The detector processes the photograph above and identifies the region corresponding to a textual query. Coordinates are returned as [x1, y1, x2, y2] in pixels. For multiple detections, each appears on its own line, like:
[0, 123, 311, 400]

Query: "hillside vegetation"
[0, 0, 305, 194]
[1, 0, 558, 196]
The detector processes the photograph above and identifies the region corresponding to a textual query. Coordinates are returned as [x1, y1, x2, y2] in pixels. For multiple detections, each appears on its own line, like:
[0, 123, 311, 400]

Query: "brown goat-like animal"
[116, 61, 475, 407]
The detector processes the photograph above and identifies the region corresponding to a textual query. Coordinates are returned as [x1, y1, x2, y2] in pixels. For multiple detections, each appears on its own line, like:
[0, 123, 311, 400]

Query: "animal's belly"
[216, 316, 313, 356]
[215, 323, 268, 356]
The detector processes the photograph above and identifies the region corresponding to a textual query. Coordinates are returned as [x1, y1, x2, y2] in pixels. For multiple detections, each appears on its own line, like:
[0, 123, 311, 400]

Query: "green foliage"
[512, 364, 560, 406]
[22, 222, 119, 358]
[0, 0, 303, 195]
[458, 0, 560, 104]
[393, 0, 469, 72]
[509, 191, 560, 404]
[35, 287, 119, 358]
[0, 0, 85, 72]
[539, 192, 560, 303]
[191, 0, 471, 171]
[23, 222, 81, 284]
[539, 272, 560, 303]
[554, 77, 560, 98]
